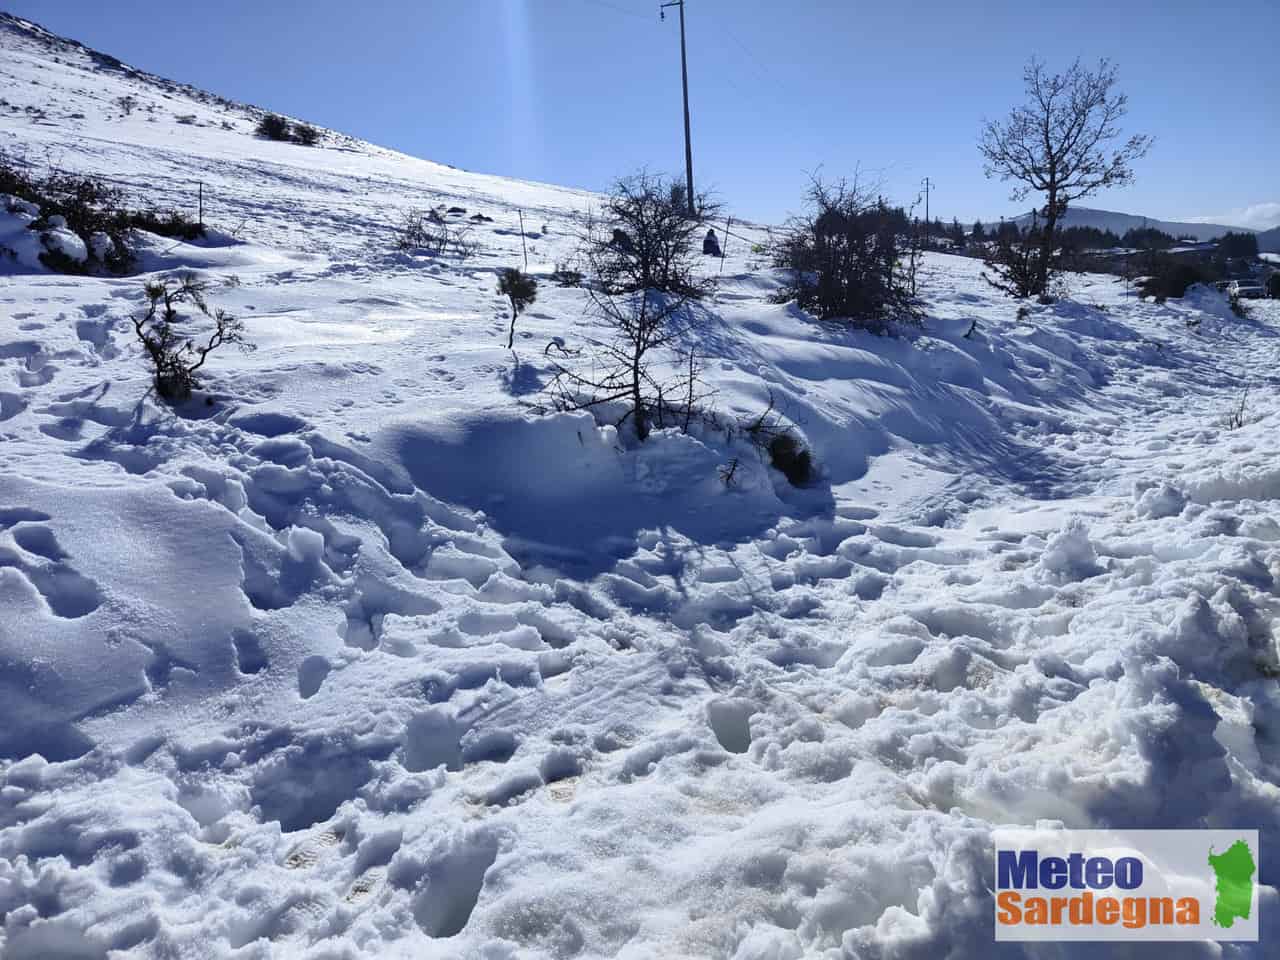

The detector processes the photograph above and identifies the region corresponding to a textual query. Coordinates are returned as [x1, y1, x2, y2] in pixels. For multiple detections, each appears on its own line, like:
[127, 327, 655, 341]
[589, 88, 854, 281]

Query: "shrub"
[773, 175, 919, 331]
[1122, 227, 1176, 250]
[767, 433, 813, 486]
[0, 153, 135, 272]
[292, 123, 320, 146]
[736, 393, 814, 486]
[586, 171, 719, 298]
[131, 275, 254, 401]
[550, 261, 583, 287]
[394, 208, 477, 258]
[1136, 256, 1217, 301]
[1215, 231, 1258, 259]
[983, 212, 1053, 300]
[497, 268, 537, 349]
[128, 208, 205, 241]
[255, 113, 291, 141]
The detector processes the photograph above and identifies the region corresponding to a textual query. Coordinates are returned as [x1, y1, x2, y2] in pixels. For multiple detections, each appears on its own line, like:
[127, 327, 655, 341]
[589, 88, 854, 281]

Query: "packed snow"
[1, 13, 1278, 960]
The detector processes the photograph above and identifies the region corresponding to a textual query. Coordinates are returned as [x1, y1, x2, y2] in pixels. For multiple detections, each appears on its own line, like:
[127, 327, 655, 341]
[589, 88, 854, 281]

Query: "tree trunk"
[1037, 188, 1059, 296]
[631, 342, 648, 441]
[507, 300, 516, 350]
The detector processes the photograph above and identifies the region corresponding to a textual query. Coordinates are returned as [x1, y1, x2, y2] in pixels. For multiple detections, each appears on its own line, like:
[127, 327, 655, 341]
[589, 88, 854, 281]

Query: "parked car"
[1228, 280, 1265, 300]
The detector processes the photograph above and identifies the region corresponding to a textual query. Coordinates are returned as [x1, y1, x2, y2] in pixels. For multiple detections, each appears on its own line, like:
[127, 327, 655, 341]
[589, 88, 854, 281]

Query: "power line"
[575, 0, 649, 21]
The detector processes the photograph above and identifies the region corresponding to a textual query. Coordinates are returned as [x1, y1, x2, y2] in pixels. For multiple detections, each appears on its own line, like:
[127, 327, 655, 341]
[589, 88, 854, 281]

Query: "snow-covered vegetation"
[1, 12, 1277, 959]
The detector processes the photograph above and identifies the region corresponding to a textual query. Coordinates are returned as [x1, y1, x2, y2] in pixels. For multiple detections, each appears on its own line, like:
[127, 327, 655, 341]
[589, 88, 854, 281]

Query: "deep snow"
[1, 12, 1279, 960]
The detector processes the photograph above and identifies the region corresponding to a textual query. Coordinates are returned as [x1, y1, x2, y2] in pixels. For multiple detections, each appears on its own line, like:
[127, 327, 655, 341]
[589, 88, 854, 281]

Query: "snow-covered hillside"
[2, 13, 1279, 959]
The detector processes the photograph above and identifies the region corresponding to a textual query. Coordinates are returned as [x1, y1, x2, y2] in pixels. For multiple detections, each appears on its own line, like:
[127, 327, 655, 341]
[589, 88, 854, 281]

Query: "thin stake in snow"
[719, 215, 731, 276]
[518, 209, 528, 270]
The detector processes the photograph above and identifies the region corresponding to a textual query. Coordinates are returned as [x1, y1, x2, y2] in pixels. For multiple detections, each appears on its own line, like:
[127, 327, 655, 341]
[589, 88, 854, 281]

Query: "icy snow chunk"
[88, 231, 115, 261]
[1037, 516, 1103, 581]
[401, 708, 462, 772]
[707, 698, 755, 753]
[286, 525, 326, 565]
[732, 924, 803, 960]
[1133, 480, 1187, 519]
[0, 204, 47, 269]
[40, 224, 88, 263]
[4, 195, 39, 217]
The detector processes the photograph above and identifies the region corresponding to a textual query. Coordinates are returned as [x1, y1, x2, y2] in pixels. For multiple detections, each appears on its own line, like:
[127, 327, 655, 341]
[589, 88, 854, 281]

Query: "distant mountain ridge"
[1255, 226, 1280, 254]
[1011, 206, 1255, 243]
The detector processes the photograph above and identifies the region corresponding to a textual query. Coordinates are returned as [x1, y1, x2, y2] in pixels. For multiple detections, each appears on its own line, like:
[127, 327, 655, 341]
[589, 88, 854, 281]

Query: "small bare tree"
[547, 286, 707, 442]
[588, 171, 719, 298]
[497, 267, 537, 349]
[979, 57, 1151, 298]
[132, 274, 253, 400]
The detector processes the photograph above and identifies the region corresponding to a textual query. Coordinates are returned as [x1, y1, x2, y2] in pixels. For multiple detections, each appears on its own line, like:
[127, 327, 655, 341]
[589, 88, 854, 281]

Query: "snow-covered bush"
[131, 274, 254, 401]
[0, 156, 135, 272]
[36, 214, 90, 273]
[0, 153, 197, 272]
[773, 174, 919, 332]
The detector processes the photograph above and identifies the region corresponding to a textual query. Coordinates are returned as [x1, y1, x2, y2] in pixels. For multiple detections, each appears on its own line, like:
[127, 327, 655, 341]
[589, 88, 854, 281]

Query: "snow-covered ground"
[2, 13, 1279, 959]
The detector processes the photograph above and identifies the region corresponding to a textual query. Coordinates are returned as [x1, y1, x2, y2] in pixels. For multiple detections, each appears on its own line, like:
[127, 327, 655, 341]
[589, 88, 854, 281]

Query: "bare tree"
[979, 58, 1151, 297]
[546, 284, 707, 442]
[588, 171, 719, 298]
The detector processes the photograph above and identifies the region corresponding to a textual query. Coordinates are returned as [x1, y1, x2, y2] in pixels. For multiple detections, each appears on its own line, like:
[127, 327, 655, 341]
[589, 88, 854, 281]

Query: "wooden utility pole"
[661, 0, 695, 215]
[922, 177, 932, 249]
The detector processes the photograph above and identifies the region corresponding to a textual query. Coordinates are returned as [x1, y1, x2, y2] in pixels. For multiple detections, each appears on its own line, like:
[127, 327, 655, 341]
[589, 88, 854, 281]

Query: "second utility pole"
[922, 177, 932, 249]
[661, 0, 695, 215]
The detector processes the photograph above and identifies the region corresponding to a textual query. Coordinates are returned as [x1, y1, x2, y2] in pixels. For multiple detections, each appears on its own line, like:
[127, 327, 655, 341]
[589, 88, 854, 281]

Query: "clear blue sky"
[6, 0, 1278, 227]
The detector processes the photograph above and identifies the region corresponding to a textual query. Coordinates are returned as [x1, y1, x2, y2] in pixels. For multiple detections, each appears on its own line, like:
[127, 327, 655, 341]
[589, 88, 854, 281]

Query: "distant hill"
[1012, 206, 1254, 242]
[1256, 226, 1280, 253]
